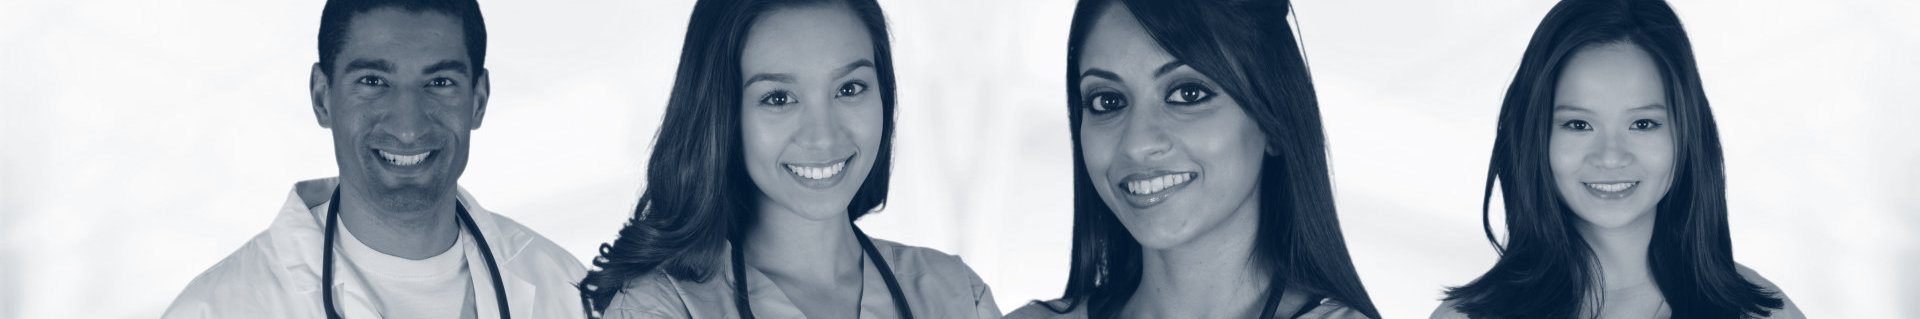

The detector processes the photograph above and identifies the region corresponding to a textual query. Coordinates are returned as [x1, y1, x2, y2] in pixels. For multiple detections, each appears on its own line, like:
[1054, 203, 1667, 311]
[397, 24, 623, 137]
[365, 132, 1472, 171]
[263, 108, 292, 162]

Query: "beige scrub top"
[604, 239, 1000, 319]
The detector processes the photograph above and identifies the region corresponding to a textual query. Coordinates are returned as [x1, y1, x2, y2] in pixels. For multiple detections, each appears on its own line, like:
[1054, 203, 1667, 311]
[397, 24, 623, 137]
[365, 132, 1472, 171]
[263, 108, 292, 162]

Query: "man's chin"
[367, 185, 451, 212]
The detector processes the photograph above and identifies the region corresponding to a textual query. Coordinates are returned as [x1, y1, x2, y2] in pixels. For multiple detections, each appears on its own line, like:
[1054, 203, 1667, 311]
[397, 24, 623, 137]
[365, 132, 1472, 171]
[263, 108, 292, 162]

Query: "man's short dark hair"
[317, 0, 486, 79]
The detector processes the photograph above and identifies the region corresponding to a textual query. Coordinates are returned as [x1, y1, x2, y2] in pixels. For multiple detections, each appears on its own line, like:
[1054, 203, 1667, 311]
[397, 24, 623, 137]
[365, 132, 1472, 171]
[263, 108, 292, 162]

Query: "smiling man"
[163, 1, 584, 318]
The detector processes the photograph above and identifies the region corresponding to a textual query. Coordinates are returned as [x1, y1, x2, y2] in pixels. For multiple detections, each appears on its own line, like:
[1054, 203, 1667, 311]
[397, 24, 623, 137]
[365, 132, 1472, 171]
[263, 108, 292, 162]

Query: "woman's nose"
[792, 102, 843, 149]
[1587, 130, 1635, 169]
[1118, 105, 1172, 163]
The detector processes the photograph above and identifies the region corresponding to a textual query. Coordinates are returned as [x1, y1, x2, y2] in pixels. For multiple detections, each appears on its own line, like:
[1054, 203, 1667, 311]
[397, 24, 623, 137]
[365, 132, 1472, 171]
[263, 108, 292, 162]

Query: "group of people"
[161, 0, 1805, 318]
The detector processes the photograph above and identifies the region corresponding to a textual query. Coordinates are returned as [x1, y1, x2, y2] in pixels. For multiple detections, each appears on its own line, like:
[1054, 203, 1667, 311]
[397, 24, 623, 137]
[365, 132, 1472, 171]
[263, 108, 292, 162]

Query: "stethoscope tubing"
[730, 224, 915, 319]
[321, 187, 511, 319]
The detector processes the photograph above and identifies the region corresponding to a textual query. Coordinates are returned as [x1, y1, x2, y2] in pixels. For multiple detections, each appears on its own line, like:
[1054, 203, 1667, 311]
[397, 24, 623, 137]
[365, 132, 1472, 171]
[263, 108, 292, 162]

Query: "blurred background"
[2, 0, 1914, 317]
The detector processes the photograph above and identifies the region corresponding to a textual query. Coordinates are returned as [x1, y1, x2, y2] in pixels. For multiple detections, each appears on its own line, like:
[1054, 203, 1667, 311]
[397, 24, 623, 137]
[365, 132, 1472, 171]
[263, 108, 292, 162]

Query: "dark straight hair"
[1442, 0, 1783, 318]
[1050, 0, 1378, 318]
[575, 0, 898, 316]
[317, 0, 487, 80]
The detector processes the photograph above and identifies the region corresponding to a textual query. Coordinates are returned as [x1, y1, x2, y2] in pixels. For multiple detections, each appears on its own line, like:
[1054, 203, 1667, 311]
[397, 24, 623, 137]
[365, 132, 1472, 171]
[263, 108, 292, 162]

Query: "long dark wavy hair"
[1441, 0, 1783, 318]
[575, 0, 897, 316]
[1046, 0, 1378, 318]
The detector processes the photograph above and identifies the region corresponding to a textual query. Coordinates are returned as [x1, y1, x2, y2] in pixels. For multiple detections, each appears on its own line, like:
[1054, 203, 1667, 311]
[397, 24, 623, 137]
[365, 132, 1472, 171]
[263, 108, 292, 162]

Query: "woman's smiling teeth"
[1585, 181, 1637, 192]
[785, 160, 847, 180]
[379, 150, 431, 166]
[1125, 172, 1195, 195]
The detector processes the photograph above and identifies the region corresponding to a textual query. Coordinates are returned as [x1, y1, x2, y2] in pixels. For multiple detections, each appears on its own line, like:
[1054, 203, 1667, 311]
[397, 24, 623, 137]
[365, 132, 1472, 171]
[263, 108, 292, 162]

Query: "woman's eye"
[1630, 119, 1662, 130]
[1559, 120, 1592, 131]
[356, 76, 387, 87]
[1164, 83, 1214, 104]
[836, 82, 868, 97]
[427, 78, 457, 87]
[759, 91, 796, 106]
[1086, 92, 1128, 113]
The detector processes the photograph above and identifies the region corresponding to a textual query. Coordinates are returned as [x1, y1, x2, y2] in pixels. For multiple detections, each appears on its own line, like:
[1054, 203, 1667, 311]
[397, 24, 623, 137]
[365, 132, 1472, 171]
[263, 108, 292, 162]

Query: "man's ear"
[310, 63, 332, 129]
[470, 68, 490, 130]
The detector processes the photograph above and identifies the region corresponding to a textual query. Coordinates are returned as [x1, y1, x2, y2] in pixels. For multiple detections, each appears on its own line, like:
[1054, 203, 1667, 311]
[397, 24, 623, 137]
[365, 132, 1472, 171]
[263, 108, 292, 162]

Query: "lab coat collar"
[264, 177, 543, 319]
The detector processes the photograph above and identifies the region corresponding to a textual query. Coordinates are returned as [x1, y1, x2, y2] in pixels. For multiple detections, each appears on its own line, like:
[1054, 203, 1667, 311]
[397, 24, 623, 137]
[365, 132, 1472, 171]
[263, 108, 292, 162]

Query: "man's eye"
[356, 76, 387, 87]
[836, 82, 868, 97]
[427, 78, 457, 87]
[1164, 83, 1214, 104]
[1086, 92, 1127, 114]
[1630, 119, 1662, 130]
[1559, 120, 1592, 131]
[760, 91, 796, 106]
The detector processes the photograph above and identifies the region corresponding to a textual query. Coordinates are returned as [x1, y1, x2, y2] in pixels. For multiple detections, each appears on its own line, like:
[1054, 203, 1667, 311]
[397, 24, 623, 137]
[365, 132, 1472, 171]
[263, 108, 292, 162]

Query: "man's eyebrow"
[1079, 68, 1122, 84]
[744, 73, 795, 87]
[421, 60, 469, 75]
[1152, 60, 1186, 78]
[831, 59, 875, 80]
[343, 59, 393, 73]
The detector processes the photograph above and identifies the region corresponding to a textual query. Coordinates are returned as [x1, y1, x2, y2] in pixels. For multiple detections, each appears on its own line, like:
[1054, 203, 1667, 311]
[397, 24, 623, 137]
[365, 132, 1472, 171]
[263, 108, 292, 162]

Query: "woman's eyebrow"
[1552, 104, 1668, 113]
[743, 73, 794, 87]
[1152, 60, 1186, 78]
[831, 59, 875, 80]
[1553, 105, 1593, 113]
[1080, 68, 1122, 84]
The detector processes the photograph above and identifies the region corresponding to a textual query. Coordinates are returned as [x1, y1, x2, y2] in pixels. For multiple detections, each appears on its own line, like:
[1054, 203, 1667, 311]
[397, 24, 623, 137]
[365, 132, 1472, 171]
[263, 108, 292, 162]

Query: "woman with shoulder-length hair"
[1008, 0, 1378, 318]
[575, 0, 999, 318]
[1432, 0, 1804, 318]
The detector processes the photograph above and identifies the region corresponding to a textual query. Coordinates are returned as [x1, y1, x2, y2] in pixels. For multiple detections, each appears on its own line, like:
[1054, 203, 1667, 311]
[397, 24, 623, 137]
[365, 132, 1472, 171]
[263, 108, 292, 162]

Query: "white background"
[2, 0, 1915, 318]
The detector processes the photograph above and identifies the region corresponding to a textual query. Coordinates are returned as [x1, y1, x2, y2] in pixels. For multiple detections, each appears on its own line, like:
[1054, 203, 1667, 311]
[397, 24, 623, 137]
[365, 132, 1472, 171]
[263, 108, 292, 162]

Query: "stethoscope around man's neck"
[321, 186, 512, 319]
[729, 224, 914, 319]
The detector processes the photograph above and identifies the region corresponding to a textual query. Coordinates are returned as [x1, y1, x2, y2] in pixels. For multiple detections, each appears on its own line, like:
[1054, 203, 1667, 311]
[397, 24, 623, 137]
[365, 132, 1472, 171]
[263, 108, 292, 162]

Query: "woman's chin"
[1122, 222, 1205, 250]
[767, 199, 856, 221]
[1571, 206, 1656, 230]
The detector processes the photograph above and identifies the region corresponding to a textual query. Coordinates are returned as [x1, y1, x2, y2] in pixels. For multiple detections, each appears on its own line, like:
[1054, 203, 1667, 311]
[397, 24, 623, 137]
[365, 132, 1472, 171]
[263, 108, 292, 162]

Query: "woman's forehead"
[1554, 42, 1666, 114]
[1078, 4, 1176, 79]
[741, 6, 875, 77]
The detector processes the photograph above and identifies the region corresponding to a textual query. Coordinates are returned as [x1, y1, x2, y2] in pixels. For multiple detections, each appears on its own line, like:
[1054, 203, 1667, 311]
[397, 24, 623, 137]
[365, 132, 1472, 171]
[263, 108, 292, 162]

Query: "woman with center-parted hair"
[1431, 0, 1804, 318]
[574, 0, 999, 318]
[1007, 0, 1378, 318]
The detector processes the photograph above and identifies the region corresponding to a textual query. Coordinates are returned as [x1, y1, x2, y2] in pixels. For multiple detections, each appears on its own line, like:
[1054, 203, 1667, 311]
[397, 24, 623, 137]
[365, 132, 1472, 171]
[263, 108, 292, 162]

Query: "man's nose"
[380, 88, 438, 144]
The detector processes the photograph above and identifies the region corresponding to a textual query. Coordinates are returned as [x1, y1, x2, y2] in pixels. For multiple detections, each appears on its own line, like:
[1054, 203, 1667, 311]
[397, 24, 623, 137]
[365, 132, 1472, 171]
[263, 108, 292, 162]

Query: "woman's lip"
[782, 153, 856, 166]
[1113, 170, 1198, 209]
[782, 153, 856, 189]
[1582, 181, 1638, 199]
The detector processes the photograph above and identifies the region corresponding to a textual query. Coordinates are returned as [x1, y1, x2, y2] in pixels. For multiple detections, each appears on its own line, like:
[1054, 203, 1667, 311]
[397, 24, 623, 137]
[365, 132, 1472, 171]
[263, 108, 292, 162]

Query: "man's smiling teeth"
[1125, 173, 1194, 195]
[379, 150, 430, 166]
[1586, 182, 1637, 192]
[785, 161, 847, 180]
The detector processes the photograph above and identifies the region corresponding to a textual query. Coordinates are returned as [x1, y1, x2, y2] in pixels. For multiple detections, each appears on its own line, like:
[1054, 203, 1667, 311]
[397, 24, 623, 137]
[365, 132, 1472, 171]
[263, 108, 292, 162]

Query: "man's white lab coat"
[163, 178, 588, 319]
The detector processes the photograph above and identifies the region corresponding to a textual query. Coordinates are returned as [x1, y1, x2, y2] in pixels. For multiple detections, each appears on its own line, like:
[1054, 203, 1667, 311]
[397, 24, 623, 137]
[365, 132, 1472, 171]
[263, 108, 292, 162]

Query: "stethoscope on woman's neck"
[730, 224, 914, 319]
[321, 186, 511, 319]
